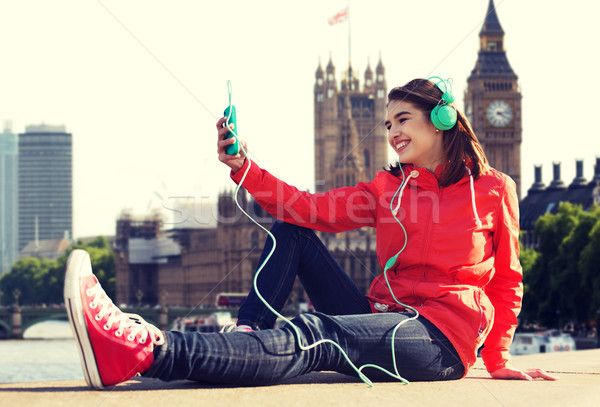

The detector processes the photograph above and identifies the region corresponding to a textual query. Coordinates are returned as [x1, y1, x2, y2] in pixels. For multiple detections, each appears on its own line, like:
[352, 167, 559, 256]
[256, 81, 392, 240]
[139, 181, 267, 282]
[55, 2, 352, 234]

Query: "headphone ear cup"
[431, 105, 457, 131]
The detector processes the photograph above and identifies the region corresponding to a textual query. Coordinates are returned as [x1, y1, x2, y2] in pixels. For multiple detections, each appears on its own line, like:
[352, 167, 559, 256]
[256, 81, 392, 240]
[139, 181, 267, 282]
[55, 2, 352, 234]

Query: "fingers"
[524, 368, 559, 381]
[239, 140, 247, 155]
[519, 371, 533, 381]
[217, 135, 238, 153]
[216, 134, 246, 157]
[216, 117, 237, 151]
[216, 117, 247, 173]
[216, 118, 234, 141]
[490, 367, 528, 381]
[491, 367, 559, 381]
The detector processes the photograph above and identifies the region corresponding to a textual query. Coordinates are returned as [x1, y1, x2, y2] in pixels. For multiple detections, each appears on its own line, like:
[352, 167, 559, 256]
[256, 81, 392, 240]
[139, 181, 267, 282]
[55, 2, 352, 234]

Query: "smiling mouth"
[395, 140, 410, 151]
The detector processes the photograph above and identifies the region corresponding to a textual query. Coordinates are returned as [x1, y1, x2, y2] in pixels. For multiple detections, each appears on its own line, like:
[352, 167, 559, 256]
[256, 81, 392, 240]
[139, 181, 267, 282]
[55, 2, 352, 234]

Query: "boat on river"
[510, 330, 576, 355]
[172, 312, 233, 333]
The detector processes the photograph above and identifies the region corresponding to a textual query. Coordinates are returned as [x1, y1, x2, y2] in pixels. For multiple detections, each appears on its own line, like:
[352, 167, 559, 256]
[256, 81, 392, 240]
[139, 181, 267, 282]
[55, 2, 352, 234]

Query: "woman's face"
[385, 100, 447, 172]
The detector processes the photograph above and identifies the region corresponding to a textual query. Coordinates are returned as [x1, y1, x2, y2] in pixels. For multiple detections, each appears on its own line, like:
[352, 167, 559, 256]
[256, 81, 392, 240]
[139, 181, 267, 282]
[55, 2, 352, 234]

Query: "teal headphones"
[428, 76, 457, 131]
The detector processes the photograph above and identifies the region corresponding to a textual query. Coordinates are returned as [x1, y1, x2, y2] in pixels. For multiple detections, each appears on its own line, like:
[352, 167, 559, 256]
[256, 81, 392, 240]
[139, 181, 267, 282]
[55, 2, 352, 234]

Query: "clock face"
[487, 100, 512, 127]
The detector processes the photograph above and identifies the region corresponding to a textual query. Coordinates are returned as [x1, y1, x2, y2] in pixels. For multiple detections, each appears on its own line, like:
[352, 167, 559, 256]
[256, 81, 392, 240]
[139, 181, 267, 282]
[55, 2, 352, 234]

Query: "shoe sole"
[64, 249, 104, 389]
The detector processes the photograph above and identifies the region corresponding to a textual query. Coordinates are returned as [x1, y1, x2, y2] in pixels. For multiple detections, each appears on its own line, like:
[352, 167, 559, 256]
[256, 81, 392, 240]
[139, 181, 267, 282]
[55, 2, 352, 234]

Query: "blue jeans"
[145, 222, 464, 384]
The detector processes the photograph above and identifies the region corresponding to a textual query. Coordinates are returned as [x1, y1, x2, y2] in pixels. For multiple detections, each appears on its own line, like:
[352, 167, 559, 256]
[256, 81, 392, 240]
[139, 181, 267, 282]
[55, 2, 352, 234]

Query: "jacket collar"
[397, 161, 476, 189]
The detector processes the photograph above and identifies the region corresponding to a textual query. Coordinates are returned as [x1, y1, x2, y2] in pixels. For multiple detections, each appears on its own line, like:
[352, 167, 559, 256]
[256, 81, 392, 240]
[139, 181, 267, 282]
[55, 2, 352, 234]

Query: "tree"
[578, 213, 600, 320]
[519, 236, 539, 282]
[522, 202, 600, 327]
[0, 236, 116, 306]
[0, 257, 58, 305]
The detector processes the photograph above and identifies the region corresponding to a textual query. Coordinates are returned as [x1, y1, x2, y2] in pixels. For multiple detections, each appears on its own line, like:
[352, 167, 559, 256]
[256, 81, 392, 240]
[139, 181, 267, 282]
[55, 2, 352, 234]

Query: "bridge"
[0, 306, 238, 339]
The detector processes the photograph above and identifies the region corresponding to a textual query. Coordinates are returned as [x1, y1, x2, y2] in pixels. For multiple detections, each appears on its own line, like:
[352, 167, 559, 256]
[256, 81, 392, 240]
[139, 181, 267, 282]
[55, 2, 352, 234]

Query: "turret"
[326, 53, 336, 84]
[569, 159, 587, 189]
[375, 53, 385, 85]
[592, 157, 600, 185]
[364, 59, 374, 92]
[528, 165, 545, 194]
[341, 62, 359, 91]
[547, 162, 566, 190]
[469, 0, 517, 80]
[315, 58, 324, 87]
[315, 58, 325, 104]
[374, 53, 387, 108]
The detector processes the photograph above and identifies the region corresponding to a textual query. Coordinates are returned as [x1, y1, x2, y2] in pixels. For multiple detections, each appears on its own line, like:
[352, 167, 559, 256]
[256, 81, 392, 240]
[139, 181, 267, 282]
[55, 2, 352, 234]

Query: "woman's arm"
[483, 176, 557, 381]
[216, 118, 378, 233]
[480, 176, 523, 373]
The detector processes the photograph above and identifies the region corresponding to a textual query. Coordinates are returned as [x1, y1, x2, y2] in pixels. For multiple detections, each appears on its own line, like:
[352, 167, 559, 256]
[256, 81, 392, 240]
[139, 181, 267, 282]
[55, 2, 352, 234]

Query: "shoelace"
[87, 283, 165, 346]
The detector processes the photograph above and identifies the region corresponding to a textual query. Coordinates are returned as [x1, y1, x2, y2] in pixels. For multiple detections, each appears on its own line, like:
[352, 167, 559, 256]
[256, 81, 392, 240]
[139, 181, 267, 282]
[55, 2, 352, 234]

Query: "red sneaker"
[64, 249, 165, 389]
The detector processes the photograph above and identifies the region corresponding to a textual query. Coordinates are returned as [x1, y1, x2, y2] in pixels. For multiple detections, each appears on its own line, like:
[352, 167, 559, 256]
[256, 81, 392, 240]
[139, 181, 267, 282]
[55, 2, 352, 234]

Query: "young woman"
[64, 78, 556, 389]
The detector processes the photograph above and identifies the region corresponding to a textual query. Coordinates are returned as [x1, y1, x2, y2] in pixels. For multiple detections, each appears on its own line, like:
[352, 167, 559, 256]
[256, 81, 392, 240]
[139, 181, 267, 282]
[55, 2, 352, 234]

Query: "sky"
[1, 0, 599, 238]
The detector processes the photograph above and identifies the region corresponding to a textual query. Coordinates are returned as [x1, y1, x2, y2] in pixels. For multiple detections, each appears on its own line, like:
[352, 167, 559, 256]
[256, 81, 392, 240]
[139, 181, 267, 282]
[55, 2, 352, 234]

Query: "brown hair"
[385, 78, 488, 187]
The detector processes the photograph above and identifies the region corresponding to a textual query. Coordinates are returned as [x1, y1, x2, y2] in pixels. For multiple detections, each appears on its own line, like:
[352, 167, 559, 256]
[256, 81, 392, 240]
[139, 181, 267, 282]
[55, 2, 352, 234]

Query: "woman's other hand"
[490, 367, 559, 381]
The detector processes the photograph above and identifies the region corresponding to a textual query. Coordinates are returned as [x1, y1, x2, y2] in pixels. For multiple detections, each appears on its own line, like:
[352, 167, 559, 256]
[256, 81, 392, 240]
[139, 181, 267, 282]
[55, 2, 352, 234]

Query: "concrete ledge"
[1, 349, 598, 407]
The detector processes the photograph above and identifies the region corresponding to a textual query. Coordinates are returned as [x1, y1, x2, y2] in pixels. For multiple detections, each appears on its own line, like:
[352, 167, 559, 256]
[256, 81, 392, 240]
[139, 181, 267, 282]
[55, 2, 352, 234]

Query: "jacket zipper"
[420, 187, 440, 266]
[414, 186, 439, 302]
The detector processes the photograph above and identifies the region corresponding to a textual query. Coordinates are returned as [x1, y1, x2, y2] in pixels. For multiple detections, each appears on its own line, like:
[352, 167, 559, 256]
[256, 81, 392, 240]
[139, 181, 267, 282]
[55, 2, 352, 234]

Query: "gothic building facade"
[314, 55, 388, 192]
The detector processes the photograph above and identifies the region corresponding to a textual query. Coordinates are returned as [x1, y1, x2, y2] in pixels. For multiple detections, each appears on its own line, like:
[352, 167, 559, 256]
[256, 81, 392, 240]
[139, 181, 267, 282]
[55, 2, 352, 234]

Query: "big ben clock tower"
[465, 0, 522, 197]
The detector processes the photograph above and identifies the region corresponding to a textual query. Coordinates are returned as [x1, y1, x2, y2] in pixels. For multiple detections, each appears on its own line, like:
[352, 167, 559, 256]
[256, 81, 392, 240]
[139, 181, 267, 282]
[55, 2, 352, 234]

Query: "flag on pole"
[328, 6, 349, 25]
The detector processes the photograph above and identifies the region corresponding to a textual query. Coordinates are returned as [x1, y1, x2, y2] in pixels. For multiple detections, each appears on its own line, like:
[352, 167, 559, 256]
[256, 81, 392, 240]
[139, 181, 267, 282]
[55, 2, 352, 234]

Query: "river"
[0, 320, 83, 384]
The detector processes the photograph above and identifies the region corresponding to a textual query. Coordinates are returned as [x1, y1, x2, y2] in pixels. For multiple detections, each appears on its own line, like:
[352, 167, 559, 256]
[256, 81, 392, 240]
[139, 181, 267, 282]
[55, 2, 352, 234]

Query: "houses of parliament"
[114, 1, 525, 307]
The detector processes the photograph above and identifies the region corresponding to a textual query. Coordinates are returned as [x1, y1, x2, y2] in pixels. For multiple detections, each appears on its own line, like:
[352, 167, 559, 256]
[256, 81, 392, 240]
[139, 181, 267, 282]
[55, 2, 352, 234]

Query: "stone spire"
[470, 0, 517, 79]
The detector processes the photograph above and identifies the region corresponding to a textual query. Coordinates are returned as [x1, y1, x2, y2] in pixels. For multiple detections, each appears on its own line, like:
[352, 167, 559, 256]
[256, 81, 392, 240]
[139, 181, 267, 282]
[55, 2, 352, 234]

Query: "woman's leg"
[237, 221, 371, 330]
[146, 312, 465, 385]
[65, 249, 462, 389]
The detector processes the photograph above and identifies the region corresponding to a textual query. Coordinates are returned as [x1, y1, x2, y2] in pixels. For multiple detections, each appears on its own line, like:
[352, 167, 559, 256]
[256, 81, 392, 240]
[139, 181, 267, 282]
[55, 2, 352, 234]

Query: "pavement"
[1, 349, 598, 407]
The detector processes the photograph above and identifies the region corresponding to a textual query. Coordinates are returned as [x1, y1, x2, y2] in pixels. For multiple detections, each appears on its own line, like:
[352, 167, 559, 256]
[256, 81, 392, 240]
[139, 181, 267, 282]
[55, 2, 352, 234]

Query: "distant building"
[314, 54, 388, 192]
[18, 124, 72, 251]
[114, 195, 276, 307]
[465, 0, 523, 197]
[0, 123, 19, 274]
[520, 158, 600, 248]
[19, 237, 71, 261]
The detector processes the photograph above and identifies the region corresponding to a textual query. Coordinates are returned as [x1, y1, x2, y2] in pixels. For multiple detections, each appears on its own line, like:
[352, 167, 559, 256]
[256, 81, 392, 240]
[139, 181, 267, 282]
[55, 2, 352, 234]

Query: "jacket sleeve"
[481, 176, 523, 372]
[230, 159, 378, 233]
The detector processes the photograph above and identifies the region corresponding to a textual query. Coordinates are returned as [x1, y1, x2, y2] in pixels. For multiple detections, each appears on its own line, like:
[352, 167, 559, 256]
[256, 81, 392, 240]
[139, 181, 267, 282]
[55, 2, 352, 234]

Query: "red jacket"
[231, 159, 523, 374]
